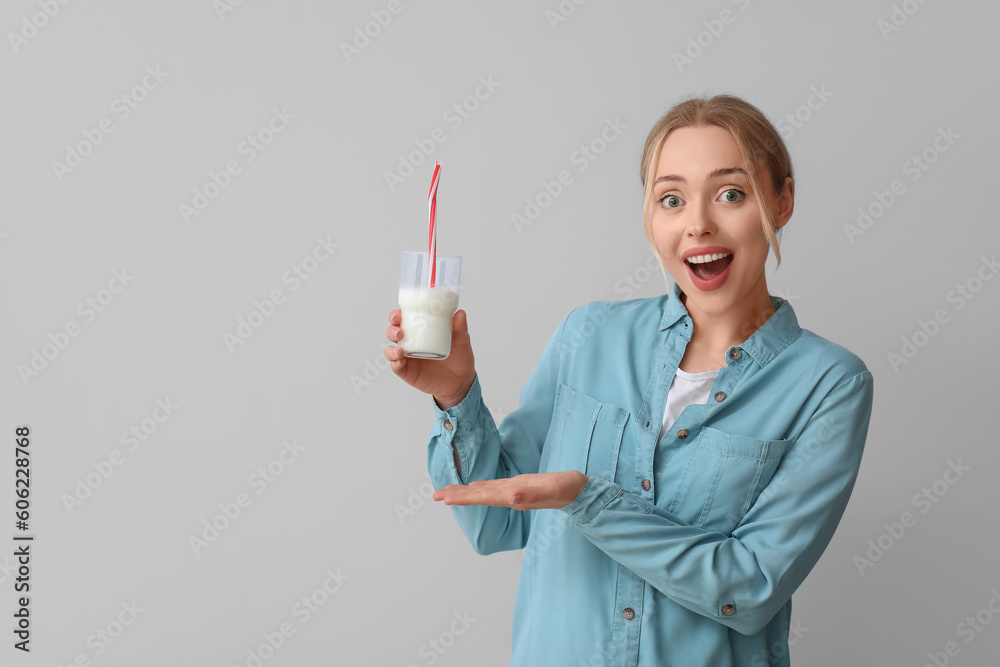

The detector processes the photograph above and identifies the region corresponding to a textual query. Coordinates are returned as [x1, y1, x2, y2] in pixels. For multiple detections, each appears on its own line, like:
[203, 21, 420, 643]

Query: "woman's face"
[649, 124, 792, 317]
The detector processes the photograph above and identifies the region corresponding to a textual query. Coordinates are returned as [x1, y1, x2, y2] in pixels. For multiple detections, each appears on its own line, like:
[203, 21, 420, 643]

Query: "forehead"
[655, 125, 746, 176]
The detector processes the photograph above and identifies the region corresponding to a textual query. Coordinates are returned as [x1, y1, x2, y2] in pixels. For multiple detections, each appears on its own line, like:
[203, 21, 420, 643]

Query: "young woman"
[385, 94, 874, 666]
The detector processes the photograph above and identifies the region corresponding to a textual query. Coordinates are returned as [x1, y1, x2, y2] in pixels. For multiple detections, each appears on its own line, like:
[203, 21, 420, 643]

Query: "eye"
[719, 188, 745, 203]
[658, 193, 684, 209]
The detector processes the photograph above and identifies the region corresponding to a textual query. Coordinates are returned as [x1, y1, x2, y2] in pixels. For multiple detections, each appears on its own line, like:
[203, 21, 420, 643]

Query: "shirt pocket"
[665, 426, 794, 534]
[542, 383, 630, 480]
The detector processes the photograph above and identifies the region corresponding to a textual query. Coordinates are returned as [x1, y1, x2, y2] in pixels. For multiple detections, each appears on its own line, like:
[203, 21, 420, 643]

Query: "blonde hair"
[640, 94, 793, 267]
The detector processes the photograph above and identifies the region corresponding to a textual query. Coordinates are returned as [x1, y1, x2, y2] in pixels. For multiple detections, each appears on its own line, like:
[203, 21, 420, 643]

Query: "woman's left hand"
[433, 471, 589, 510]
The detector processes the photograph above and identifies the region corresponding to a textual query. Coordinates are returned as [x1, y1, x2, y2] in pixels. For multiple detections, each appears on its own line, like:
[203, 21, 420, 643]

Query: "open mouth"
[687, 253, 733, 281]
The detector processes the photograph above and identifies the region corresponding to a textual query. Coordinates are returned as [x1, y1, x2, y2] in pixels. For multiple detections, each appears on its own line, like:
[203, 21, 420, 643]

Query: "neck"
[680, 284, 776, 352]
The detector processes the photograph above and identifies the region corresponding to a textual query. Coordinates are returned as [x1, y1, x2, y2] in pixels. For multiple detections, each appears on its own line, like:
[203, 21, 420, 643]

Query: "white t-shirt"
[658, 367, 720, 444]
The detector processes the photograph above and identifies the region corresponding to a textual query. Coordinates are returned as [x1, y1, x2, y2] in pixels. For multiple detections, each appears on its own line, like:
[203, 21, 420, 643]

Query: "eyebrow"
[654, 166, 748, 185]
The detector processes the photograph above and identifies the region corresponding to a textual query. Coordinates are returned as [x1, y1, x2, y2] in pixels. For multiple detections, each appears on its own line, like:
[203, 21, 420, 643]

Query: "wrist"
[435, 373, 477, 410]
[434, 394, 463, 410]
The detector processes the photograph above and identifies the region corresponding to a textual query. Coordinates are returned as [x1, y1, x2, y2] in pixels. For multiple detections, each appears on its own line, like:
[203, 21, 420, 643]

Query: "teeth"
[686, 252, 732, 264]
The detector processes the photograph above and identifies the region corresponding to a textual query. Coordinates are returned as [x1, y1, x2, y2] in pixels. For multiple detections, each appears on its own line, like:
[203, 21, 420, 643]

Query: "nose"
[685, 197, 717, 238]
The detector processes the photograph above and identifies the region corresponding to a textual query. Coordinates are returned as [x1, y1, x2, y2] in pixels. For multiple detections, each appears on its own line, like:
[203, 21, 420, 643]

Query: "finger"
[388, 349, 406, 373]
[433, 487, 460, 502]
[389, 310, 400, 324]
[440, 486, 504, 507]
[443, 494, 492, 507]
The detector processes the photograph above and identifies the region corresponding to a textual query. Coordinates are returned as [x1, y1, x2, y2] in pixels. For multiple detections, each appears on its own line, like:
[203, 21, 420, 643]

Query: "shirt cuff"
[431, 373, 482, 423]
[429, 374, 483, 485]
[560, 475, 623, 524]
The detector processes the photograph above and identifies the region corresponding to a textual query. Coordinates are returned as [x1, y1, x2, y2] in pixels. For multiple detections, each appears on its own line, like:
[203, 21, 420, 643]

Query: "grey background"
[1, 1, 998, 665]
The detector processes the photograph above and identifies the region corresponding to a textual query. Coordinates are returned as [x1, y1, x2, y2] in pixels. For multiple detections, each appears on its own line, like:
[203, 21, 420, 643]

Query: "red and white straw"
[427, 162, 441, 288]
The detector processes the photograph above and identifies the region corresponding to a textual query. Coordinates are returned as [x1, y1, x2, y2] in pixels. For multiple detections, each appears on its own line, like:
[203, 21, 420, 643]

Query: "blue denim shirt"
[427, 281, 874, 666]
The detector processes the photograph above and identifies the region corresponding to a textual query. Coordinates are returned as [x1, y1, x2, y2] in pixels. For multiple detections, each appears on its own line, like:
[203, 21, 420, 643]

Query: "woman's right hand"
[385, 308, 477, 409]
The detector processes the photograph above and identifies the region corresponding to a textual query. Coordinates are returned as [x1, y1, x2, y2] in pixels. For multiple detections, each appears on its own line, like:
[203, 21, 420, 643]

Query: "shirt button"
[641, 479, 651, 491]
[721, 604, 735, 616]
[729, 348, 742, 360]
[677, 429, 689, 439]
[622, 607, 635, 620]
[443, 420, 453, 431]
[714, 391, 726, 402]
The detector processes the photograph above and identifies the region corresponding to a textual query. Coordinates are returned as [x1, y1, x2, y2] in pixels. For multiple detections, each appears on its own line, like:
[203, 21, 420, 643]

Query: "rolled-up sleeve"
[560, 369, 875, 635]
[428, 314, 568, 555]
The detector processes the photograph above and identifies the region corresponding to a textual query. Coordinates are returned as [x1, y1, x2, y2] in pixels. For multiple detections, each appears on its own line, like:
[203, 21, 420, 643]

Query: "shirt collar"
[659, 281, 802, 368]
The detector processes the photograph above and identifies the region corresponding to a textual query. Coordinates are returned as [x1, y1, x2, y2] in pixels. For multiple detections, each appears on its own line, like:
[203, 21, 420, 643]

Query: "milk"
[398, 286, 460, 359]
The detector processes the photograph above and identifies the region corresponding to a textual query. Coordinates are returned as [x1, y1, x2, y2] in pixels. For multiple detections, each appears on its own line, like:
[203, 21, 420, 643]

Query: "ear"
[773, 177, 794, 229]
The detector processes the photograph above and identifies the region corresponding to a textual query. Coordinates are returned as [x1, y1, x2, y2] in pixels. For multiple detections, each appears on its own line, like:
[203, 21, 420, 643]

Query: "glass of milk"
[398, 251, 462, 359]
